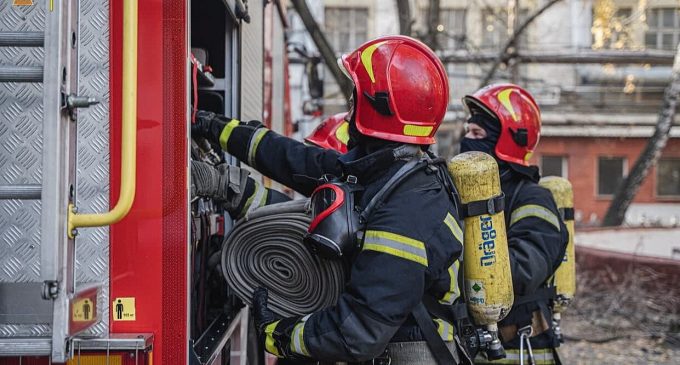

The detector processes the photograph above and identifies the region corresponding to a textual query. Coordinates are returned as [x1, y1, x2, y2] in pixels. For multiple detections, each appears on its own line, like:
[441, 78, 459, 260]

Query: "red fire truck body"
[0, 0, 291, 364]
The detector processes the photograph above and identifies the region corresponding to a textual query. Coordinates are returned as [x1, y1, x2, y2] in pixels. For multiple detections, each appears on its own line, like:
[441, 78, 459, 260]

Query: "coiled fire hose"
[221, 198, 346, 317]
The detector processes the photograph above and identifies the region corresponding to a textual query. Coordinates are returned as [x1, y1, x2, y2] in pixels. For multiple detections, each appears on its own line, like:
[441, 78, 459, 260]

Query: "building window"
[540, 156, 567, 178]
[657, 158, 680, 197]
[645, 8, 680, 50]
[598, 157, 626, 196]
[437, 9, 466, 50]
[324, 7, 369, 54]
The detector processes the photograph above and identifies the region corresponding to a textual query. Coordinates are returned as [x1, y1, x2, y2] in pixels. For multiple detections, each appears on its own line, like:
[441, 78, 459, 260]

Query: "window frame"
[596, 156, 628, 198]
[655, 157, 680, 199]
[323, 6, 370, 55]
[540, 155, 569, 179]
[645, 7, 680, 50]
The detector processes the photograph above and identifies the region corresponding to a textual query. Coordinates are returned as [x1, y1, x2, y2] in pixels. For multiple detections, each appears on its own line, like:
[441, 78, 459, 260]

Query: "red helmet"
[462, 84, 541, 166]
[340, 36, 449, 145]
[304, 113, 349, 154]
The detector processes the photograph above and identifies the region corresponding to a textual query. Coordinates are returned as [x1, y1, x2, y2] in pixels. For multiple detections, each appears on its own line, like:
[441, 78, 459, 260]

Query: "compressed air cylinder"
[448, 152, 514, 326]
[540, 176, 576, 314]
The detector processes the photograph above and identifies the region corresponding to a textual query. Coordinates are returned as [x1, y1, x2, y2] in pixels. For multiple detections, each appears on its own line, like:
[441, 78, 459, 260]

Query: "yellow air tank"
[539, 176, 576, 315]
[449, 151, 513, 358]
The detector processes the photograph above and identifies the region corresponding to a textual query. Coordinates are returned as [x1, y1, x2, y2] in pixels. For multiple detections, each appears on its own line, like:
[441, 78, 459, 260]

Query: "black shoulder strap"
[505, 178, 526, 225]
[412, 302, 460, 365]
[359, 157, 428, 224]
[422, 295, 468, 324]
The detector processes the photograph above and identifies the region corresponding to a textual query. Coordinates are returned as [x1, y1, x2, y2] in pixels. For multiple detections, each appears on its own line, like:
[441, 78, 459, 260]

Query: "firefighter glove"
[191, 110, 230, 141]
[190, 161, 250, 210]
[252, 287, 306, 359]
[192, 109, 264, 143]
[252, 287, 277, 332]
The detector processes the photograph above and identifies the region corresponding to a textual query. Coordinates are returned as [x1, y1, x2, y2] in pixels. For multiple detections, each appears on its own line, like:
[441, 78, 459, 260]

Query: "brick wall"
[531, 137, 680, 225]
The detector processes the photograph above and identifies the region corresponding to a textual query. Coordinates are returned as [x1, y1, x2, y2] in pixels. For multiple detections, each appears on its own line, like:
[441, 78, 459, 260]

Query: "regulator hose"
[221, 198, 346, 317]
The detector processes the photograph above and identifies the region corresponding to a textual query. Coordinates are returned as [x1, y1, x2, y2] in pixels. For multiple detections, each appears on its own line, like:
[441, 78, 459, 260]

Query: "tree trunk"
[479, 0, 562, 88]
[290, 0, 352, 103]
[396, 0, 412, 36]
[424, 0, 440, 50]
[602, 44, 680, 227]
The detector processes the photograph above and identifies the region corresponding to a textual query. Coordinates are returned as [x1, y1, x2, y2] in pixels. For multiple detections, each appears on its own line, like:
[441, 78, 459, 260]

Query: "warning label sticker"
[12, 0, 34, 6]
[72, 298, 95, 322]
[112, 297, 136, 321]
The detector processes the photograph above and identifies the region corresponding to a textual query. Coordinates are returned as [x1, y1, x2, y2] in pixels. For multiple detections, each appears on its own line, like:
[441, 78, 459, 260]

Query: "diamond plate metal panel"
[0, 0, 45, 285]
[0, 0, 49, 339]
[75, 0, 110, 337]
[0, 0, 111, 338]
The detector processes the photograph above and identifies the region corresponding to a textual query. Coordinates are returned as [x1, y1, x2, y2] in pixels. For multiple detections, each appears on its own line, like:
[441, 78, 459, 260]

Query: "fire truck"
[0, 0, 292, 363]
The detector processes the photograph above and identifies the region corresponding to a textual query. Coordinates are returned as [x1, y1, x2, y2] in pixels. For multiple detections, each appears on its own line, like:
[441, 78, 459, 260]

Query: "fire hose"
[221, 198, 346, 317]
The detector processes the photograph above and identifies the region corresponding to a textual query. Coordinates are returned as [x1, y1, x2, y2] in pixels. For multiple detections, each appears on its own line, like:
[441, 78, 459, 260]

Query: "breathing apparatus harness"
[498, 178, 562, 365]
[304, 146, 476, 365]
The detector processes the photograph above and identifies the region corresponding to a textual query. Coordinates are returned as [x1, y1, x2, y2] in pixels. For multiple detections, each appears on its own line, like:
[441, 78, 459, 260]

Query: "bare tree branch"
[479, 0, 563, 87]
[396, 0, 412, 36]
[602, 44, 680, 227]
[290, 0, 352, 103]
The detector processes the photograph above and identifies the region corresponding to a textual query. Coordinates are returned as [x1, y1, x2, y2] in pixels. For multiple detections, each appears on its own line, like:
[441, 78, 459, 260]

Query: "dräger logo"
[479, 216, 497, 266]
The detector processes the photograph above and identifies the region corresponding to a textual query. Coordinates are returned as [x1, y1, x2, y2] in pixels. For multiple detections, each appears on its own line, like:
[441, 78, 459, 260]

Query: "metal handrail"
[68, 0, 137, 238]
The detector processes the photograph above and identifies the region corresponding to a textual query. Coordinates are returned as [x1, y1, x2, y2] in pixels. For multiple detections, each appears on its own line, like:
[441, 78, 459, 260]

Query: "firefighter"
[192, 35, 470, 364]
[303, 112, 350, 154]
[459, 84, 568, 365]
[191, 112, 350, 217]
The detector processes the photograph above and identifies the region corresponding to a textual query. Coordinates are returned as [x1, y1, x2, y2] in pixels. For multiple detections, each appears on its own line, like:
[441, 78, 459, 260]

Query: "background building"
[286, 0, 680, 227]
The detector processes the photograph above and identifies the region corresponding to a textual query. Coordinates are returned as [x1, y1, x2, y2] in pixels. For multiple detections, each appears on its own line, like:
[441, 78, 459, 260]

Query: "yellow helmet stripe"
[360, 41, 387, 83]
[403, 125, 434, 137]
[335, 121, 350, 145]
[497, 89, 519, 122]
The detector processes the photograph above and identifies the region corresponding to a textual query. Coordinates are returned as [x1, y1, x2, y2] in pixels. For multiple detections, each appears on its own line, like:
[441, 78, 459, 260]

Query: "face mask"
[460, 137, 496, 155]
[304, 176, 362, 259]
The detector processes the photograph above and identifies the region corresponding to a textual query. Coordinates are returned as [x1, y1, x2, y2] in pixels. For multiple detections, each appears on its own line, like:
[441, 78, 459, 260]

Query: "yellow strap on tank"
[510, 204, 560, 230]
[363, 230, 428, 267]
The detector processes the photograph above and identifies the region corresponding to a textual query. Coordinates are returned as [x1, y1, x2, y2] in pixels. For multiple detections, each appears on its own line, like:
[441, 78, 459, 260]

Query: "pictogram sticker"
[12, 0, 34, 6]
[112, 297, 136, 321]
[72, 298, 95, 322]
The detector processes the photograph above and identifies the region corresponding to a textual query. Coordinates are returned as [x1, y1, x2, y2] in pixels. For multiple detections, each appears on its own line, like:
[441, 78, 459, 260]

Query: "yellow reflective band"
[497, 89, 519, 122]
[363, 230, 428, 267]
[240, 181, 265, 218]
[264, 320, 282, 357]
[444, 213, 463, 243]
[218, 119, 240, 150]
[248, 128, 269, 167]
[501, 349, 555, 365]
[435, 319, 454, 341]
[510, 204, 560, 230]
[290, 319, 311, 357]
[440, 260, 461, 305]
[360, 41, 387, 83]
[403, 124, 434, 137]
[335, 121, 350, 145]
